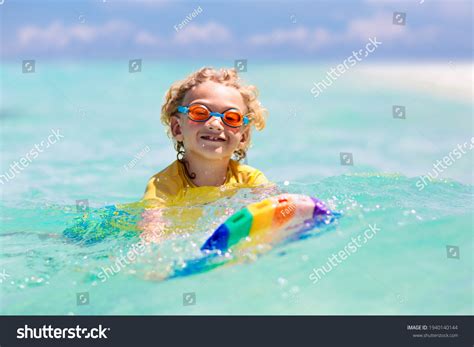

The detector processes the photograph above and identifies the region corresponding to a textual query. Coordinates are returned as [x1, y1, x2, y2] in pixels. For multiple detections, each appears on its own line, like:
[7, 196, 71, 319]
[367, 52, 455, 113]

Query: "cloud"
[249, 27, 309, 46]
[6, 13, 444, 58]
[346, 12, 406, 40]
[135, 30, 163, 46]
[173, 22, 231, 45]
[12, 20, 231, 54]
[248, 27, 333, 50]
[247, 12, 438, 50]
[17, 20, 133, 50]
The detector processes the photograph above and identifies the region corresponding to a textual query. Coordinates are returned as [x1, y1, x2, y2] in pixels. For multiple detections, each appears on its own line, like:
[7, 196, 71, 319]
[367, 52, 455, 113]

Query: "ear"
[239, 127, 250, 148]
[170, 115, 184, 142]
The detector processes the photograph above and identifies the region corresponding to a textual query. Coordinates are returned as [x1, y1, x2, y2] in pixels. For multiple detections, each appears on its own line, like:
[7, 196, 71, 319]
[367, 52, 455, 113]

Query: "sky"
[0, 0, 472, 61]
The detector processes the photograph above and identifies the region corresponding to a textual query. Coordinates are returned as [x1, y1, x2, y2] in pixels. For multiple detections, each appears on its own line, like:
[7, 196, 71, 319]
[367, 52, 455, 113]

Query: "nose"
[205, 115, 224, 131]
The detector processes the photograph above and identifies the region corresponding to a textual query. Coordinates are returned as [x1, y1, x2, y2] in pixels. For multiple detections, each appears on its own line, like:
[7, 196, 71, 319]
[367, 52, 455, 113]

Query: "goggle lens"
[188, 105, 210, 121]
[222, 111, 243, 127]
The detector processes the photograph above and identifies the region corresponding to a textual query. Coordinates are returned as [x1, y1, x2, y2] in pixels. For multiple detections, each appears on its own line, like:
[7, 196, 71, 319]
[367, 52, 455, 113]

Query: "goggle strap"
[177, 106, 189, 113]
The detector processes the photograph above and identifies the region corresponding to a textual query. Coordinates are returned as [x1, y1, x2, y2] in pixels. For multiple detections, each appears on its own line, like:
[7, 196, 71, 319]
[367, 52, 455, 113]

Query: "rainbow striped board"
[172, 194, 340, 278]
[201, 194, 339, 252]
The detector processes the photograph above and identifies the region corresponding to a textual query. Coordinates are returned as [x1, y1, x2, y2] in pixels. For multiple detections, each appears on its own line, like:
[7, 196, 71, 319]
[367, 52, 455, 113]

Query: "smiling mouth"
[200, 135, 226, 142]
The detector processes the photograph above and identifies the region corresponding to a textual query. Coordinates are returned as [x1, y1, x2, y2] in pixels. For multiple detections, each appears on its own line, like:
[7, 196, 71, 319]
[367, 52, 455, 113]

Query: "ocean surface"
[0, 61, 472, 314]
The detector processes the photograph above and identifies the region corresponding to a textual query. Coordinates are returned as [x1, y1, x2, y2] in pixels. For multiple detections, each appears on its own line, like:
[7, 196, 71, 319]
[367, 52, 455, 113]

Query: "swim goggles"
[177, 104, 250, 128]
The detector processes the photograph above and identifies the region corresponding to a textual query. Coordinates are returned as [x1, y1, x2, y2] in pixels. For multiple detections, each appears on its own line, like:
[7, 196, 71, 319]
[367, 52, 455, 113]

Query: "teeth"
[202, 136, 223, 141]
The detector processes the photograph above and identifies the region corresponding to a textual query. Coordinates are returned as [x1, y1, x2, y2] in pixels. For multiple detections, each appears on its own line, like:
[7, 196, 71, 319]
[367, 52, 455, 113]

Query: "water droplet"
[277, 277, 287, 286]
[284, 180, 290, 186]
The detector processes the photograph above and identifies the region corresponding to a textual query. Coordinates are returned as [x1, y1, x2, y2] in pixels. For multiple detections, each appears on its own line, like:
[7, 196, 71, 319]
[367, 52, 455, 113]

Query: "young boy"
[143, 67, 271, 206]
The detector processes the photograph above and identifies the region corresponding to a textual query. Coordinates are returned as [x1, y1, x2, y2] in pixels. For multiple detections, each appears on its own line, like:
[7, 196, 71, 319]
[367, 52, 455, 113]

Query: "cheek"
[226, 129, 243, 144]
[182, 120, 203, 134]
[227, 126, 240, 135]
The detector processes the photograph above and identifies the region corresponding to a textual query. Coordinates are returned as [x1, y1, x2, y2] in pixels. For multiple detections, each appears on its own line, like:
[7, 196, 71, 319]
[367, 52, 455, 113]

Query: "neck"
[182, 152, 230, 187]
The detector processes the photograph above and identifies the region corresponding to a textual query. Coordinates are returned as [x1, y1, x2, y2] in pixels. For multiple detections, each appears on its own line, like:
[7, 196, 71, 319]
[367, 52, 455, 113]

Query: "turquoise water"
[0, 62, 472, 314]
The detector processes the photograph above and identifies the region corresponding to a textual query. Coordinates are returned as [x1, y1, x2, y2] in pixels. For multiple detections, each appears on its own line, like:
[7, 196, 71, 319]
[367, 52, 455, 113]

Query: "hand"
[138, 208, 170, 243]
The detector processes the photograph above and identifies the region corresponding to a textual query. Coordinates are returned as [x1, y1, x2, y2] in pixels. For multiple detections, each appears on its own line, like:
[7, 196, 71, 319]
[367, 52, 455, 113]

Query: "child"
[142, 67, 272, 206]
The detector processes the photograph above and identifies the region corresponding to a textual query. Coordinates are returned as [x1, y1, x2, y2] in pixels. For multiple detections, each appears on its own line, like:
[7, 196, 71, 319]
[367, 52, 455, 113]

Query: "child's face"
[171, 81, 249, 161]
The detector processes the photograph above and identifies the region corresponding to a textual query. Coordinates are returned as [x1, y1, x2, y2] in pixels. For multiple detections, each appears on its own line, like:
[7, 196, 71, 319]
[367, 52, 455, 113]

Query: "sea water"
[0, 62, 472, 314]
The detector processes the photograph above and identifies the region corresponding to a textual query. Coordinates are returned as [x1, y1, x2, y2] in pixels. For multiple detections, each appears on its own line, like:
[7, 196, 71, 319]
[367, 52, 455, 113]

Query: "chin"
[195, 148, 232, 161]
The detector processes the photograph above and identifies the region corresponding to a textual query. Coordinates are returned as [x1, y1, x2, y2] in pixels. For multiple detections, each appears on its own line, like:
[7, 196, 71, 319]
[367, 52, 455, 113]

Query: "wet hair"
[161, 67, 268, 162]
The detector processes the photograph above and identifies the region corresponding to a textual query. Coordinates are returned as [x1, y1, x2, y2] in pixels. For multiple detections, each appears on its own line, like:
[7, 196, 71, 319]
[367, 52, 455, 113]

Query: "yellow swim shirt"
[143, 159, 271, 206]
[137, 160, 271, 241]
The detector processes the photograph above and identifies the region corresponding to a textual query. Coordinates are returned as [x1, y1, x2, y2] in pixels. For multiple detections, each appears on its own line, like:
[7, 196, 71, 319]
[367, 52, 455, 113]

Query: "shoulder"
[229, 160, 270, 186]
[143, 161, 183, 200]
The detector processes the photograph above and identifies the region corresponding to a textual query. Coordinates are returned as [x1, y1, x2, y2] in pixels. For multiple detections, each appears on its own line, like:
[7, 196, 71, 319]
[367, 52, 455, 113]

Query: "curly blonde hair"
[161, 67, 268, 162]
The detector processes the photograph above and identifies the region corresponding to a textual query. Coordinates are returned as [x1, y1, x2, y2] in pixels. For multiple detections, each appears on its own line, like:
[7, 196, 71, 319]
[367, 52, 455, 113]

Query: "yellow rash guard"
[143, 159, 271, 206]
[139, 160, 272, 239]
